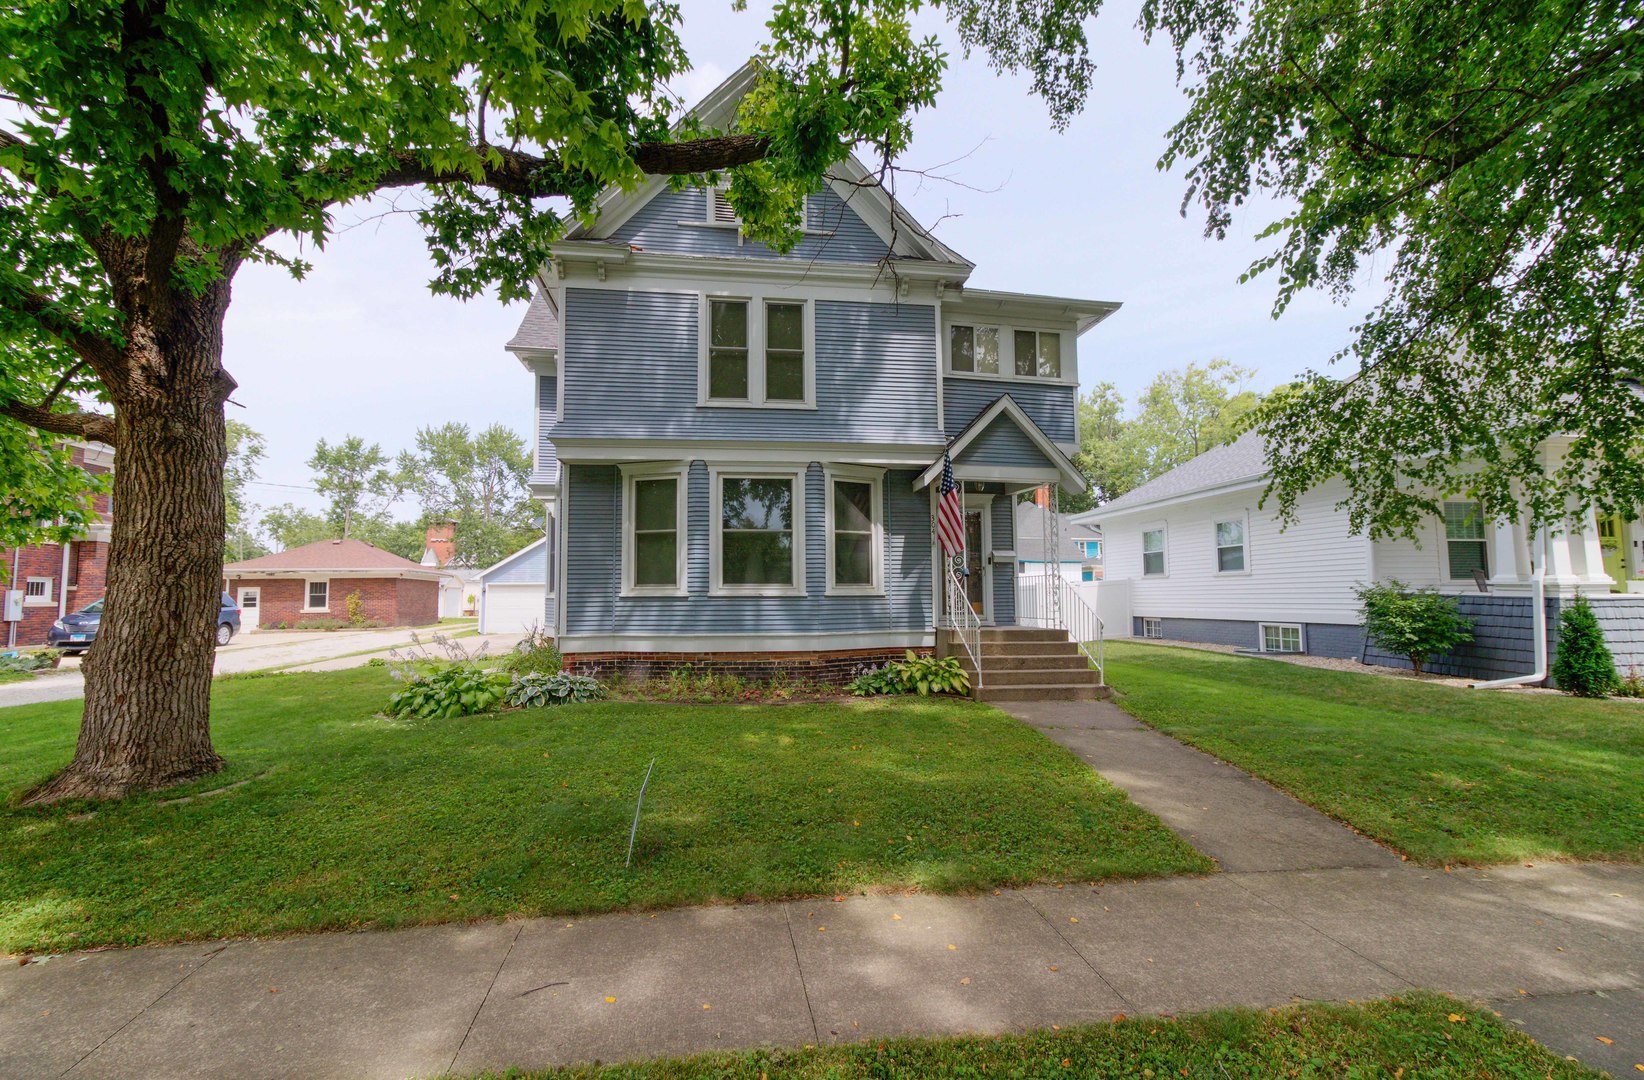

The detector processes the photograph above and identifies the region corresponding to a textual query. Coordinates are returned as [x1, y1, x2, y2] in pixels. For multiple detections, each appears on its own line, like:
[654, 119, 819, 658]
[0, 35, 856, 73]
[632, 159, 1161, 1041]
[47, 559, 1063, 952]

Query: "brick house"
[222, 538, 445, 629]
[2, 442, 114, 649]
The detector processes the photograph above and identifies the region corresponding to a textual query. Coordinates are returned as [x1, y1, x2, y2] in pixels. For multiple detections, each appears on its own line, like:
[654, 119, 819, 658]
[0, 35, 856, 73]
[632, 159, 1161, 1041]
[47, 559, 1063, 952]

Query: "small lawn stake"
[626, 757, 656, 869]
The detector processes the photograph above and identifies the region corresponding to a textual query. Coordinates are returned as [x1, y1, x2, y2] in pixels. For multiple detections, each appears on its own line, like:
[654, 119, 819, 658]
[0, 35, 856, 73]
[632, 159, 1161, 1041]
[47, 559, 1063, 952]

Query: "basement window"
[1260, 623, 1304, 654]
[1141, 616, 1163, 639]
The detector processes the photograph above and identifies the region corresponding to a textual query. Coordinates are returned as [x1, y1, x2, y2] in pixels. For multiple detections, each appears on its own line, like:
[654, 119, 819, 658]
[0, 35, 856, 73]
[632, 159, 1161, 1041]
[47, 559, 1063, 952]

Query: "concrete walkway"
[2, 699, 1640, 1079]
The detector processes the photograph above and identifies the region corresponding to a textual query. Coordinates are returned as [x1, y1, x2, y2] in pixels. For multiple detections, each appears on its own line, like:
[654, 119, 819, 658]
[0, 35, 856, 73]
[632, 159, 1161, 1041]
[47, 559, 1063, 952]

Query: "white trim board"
[560, 630, 936, 653]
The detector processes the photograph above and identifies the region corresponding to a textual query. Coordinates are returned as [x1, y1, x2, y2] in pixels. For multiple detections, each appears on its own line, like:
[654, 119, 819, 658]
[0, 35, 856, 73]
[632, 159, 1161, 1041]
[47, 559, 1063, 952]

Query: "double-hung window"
[948, 324, 1001, 375]
[712, 468, 806, 595]
[1215, 518, 1247, 573]
[304, 580, 330, 612]
[703, 297, 812, 407]
[1141, 528, 1166, 576]
[1012, 329, 1062, 379]
[622, 464, 689, 596]
[1444, 501, 1488, 580]
[826, 467, 884, 595]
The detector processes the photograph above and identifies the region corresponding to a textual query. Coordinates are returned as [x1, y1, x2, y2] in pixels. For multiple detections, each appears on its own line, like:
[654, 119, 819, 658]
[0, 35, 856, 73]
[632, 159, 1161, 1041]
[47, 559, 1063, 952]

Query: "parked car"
[47, 593, 242, 654]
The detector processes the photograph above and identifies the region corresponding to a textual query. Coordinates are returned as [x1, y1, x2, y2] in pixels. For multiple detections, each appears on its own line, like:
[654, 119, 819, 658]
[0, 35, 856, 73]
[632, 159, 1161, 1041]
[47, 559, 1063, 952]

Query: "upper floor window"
[1215, 518, 1247, 573]
[946, 323, 1067, 382]
[701, 296, 813, 408]
[711, 467, 807, 596]
[1142, 528, 1166, 576]
[1013, 330, 1062, 379]
[1444, 501, 1488, 580]
[949, 325, 1001, 375]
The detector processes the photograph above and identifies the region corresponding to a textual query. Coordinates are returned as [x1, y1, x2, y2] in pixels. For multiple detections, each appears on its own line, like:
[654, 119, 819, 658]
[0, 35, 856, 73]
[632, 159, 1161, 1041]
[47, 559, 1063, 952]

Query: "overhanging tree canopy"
[0, 0, 1103, 802]
[1143, 0, 1643, 537]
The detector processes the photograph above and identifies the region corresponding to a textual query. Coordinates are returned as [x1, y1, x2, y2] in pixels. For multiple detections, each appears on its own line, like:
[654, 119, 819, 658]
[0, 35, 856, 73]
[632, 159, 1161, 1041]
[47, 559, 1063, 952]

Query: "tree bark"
[24, 281, 235, 805]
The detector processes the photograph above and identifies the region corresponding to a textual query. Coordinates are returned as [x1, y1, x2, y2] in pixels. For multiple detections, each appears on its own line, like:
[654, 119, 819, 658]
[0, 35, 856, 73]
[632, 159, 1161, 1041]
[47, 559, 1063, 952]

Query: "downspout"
[1471, 526, 1548, 689]
[7, 546, 18, 648]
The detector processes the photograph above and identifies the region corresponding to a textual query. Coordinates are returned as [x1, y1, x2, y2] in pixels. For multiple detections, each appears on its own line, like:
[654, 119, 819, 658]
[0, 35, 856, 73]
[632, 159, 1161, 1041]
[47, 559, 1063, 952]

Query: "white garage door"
[480, 582, 550, 635]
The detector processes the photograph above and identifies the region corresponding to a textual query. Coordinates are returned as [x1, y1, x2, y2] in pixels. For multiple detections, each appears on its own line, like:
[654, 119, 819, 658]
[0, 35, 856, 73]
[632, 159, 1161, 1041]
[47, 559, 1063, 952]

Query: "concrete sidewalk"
[2, 698, 1640, 1079]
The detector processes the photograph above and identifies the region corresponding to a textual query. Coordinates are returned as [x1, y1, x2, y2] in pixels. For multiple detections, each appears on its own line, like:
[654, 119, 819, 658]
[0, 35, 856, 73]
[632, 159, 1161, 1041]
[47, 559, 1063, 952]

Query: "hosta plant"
[506, 672, 607, 708]
[848, 652, 971, 697]
[386, 665, 510, 720]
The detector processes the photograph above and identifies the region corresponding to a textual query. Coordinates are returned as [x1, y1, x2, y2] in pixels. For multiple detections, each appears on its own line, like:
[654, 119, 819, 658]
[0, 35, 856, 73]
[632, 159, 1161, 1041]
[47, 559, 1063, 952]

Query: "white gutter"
[1471, 526, 1549, 689]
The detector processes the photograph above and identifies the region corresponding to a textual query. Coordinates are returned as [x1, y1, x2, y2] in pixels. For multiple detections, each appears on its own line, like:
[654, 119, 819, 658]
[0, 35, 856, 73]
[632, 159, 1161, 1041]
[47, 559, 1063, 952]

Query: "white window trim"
[620, 462, 691, 598]
[1213, 513, 1251, 576]
[1260, 623, 1305, 654]
[1141, 616, 1164, 639]
[302, 578, 331, 613]
[824, 465, 886, 597]
[23, 577, 52, 605]
[698, 293, 818, 410]
[678, 186, 821, 236]
[1442, 500, 1490, 582]
[1141, 524, 1168, 578]
[709, 464, 808, 597]
[943, 320, 1076, 386]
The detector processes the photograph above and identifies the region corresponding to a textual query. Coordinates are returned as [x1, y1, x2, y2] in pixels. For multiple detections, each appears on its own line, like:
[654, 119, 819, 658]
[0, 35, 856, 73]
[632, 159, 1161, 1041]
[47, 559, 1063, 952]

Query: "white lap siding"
[1103, 480, 1370, 627]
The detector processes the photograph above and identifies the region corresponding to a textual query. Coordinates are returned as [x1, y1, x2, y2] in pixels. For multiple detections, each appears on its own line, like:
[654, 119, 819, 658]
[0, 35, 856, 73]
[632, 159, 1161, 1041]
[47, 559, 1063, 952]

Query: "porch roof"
[915, 394, 1087, 494]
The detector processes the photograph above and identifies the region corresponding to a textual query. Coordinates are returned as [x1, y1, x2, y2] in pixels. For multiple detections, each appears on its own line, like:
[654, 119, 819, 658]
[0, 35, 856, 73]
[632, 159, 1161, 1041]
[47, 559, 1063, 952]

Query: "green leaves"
[1354, 581, 1474, 676]
[1141, 0, 1644, 535]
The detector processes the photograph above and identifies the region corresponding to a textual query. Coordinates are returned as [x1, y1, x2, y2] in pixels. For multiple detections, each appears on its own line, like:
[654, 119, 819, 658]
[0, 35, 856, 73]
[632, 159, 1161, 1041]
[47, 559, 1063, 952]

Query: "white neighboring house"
[475, 536, 553, 635]
[1086, 430, 1644, 682]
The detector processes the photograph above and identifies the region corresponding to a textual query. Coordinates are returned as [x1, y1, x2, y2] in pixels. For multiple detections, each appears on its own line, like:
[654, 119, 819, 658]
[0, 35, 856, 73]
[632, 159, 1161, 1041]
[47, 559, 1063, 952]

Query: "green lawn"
[477, 994, 1597, 1079]
[0, 667, 1207, 953]
[1106, 642, 1644, 865]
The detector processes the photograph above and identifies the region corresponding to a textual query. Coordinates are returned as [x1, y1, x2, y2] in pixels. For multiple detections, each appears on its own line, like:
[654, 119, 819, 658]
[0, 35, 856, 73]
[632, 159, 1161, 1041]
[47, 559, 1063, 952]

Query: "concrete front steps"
[939, 626, 1110, 702]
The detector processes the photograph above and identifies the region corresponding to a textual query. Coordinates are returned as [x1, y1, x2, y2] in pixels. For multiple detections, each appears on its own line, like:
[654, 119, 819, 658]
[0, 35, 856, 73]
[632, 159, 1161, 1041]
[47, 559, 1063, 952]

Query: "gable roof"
[1087, 430, 1270, 519]
[565, 62, 972, 269]
[476, 536, 548, 581]
[223, 538, 445, 579]
[916, 394, 1087, 492]
[507, 289, 560, 354]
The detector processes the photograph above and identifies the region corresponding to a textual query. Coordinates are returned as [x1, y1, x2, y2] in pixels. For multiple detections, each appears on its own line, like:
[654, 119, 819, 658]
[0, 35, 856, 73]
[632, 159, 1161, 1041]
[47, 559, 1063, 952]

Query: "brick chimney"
[1032, 485, 1051, 508]
[423, 519, 457, 567]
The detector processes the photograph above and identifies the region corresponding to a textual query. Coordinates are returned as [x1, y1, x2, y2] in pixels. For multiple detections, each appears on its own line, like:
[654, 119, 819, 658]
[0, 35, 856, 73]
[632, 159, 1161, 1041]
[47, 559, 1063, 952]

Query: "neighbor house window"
[1142, 528, 1166, 576]
[826, 468, 884, 594]
[1215, 518, 1247, 573]
[1081, 567, 1095, 582]
[23, 577, 51, 605]
[622, 464, 689, 595]
[1261, 623, 1303, 654]
[1142, 617, 1163, 639]
[712, 468, 805, 595]
[702, 297, 812, 407]
[305, 580, 329, 611]
[1012, 329, 1062, 379]
[1444, 501, 1488, 580]
[948, 325, 1001, 375]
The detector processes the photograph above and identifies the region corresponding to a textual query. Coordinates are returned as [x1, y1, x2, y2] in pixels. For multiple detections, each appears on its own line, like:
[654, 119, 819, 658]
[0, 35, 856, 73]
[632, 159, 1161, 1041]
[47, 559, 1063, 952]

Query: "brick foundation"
[564, 647, 930, 686]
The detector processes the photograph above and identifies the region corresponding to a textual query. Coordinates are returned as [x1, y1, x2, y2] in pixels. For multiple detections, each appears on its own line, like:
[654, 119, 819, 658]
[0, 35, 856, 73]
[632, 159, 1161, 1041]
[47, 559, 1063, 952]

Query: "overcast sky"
[223, 0, 1376, 518]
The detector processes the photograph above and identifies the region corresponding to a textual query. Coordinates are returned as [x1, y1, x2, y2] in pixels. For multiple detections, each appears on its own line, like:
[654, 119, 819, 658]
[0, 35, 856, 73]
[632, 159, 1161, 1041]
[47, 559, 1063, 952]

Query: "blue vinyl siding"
[991, 497, 1016, 625]
[483, 539, 547, 585]
[957, 414, 1057, 470]
[563, 462, 932, 637]
[944, 377, 1076, 445]
[555, 290, 942, 444]
[534, 373, 558, 483]
[610, 185, 890, 263]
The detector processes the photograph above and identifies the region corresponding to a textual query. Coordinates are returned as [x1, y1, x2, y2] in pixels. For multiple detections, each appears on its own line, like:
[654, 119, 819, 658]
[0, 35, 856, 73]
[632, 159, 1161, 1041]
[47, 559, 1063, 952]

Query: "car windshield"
[80, 600, 103, 616]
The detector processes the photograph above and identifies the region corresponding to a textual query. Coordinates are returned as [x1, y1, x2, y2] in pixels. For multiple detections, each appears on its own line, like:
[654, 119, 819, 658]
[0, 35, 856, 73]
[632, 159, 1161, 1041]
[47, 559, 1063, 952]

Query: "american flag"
[936, 451, 966, 565]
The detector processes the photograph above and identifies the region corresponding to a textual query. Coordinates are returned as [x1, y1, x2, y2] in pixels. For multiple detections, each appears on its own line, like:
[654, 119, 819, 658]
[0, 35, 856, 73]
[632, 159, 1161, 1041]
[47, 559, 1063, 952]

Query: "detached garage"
[224, 539, 445, 630]
[476, 537, 552, 635]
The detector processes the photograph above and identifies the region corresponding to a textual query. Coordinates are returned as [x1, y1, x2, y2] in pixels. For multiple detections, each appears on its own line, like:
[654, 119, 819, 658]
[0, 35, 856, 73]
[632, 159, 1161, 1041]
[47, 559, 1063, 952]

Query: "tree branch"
[0, 398, 116, 444]
[0, 279, 122, 372]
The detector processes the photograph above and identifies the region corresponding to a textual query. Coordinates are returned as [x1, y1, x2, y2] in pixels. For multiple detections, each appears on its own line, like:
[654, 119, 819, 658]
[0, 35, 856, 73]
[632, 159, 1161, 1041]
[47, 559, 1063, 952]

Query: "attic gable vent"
[708, 185, 738, 225]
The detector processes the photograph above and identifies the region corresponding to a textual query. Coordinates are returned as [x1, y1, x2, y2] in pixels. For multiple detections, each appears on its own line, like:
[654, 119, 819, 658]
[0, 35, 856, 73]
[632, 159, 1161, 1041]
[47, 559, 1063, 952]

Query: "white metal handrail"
[1017, 573, 1105, 686]
[943, 558, 984, 688]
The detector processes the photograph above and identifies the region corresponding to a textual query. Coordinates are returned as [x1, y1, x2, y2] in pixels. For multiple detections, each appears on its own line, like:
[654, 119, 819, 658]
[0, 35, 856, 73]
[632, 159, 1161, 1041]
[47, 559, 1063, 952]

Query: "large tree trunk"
[24, 281, 235, 805]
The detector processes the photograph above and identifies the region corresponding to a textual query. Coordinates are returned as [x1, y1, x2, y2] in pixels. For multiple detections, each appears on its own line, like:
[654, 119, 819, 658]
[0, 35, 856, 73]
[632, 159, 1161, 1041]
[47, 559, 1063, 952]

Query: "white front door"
[238, 587, 260, 631]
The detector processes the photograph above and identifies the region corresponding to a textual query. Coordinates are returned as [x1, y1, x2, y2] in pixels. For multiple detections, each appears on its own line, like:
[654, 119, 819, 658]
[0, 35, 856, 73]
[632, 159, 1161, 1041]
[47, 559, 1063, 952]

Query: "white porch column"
[1489, 520, 1523, 585]
[1573, 508, 1615, 588]
[1545, 523, 1581, 586]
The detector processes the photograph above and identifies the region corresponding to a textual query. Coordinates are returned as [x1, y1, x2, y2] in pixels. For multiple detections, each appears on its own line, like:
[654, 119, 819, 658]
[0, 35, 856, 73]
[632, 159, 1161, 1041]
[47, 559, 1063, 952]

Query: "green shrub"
[0, 651, 53, 674]
[1615, 666, 1644, 698]
[386, 664, 510, 719]
[295, 617, 348, 631]
[501, 625, 563, 676]
[1551, 593, 1618, 697]
[848, 652, 971, 697]
[1354, 580, 1474, 675]
[505, 671, 607, 708]
[345, 590, 365, 626]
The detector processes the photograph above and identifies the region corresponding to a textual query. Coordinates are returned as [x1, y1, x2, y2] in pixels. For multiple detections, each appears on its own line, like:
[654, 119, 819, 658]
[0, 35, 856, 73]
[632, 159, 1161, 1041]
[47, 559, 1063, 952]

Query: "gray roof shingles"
[1094, 430, 1270, 516]
[507, 290, 560, 352]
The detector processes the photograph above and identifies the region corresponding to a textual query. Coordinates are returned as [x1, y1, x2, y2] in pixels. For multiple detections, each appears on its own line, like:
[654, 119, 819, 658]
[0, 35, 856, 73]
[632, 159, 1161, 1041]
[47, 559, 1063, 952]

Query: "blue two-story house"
[503, 67, 1118, 694]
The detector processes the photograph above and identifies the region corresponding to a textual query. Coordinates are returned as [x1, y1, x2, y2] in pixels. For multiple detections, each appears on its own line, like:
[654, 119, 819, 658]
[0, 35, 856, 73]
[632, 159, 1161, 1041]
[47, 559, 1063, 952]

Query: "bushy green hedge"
[1354, 581, 1473, 675]
[1551, 593, 1618, 697]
